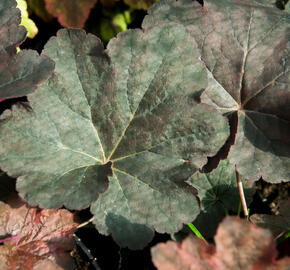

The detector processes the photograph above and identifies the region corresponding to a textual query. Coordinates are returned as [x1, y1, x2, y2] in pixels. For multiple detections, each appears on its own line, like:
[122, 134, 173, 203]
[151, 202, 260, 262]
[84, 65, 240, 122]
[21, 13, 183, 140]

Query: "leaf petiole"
[235, 168, 248, 217]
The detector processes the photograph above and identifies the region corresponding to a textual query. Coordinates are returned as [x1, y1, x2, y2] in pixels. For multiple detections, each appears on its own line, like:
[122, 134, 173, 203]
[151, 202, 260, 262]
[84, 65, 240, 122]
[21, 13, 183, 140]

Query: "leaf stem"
[235, 168, 248, 217]
[77, 216, 94, 229]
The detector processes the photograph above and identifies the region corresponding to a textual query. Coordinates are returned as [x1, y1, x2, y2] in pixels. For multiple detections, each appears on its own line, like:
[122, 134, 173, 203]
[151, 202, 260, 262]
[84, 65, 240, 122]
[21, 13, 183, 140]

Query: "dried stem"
[235, 168, 248, 217]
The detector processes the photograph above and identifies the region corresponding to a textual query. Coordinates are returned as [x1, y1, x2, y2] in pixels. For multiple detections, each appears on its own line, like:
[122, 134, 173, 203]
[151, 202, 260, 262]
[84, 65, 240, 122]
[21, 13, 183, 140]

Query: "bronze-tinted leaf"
[151, 216, 290, 270]
[143, 0, 290, 183]
[0, 0, 54, 101]
[44, 0, 97, 28]
[0, 195, 78, 270]
[0, 24, 229, 248]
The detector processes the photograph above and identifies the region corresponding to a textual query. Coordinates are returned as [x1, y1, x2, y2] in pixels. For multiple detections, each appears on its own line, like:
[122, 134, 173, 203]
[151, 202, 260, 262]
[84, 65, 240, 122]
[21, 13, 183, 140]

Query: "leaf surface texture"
[0, 24, 229, 248]
[0, 195, 78, 270]
[143, 0, 290, 182]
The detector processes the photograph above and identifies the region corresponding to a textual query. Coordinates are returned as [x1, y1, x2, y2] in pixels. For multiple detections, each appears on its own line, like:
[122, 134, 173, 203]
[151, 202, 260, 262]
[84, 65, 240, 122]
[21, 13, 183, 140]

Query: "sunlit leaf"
[0, 195, 78, 270]
[17, 0, 38, 38]
[143, 0, 290, 183]
[0, 24, 229, 248]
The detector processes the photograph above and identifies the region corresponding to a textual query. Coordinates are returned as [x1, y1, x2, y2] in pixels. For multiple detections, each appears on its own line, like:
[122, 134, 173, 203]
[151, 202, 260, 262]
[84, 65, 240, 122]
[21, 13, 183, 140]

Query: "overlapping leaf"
[151, 216, 290, 270]
[251, 199, 290, 236]
[44, 0, 97, 28]
[187, 160, 255, 237]
[0, 0, 54, 102]
[0, 23, 229, 248]
[17, 0, 38, 39]
[41, 0, 158, 29]
[143, 0, 290, 183]
[0, 195, 78, 270]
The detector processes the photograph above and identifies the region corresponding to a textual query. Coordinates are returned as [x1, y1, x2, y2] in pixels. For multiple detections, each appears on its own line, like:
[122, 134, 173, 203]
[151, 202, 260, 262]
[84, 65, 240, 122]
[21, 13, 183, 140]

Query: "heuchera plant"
[0, 0, 54, 102]
[37, 0, 158, 28]
[151, 216, 290, 270]
[143, 0, 290, 183]
[0, 0, 289, 262]
[0, 194, 78, 270]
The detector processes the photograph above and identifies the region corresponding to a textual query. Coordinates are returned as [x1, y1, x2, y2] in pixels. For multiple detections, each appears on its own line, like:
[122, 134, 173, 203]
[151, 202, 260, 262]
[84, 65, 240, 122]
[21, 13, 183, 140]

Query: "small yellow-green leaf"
[17, 0, 38, 38]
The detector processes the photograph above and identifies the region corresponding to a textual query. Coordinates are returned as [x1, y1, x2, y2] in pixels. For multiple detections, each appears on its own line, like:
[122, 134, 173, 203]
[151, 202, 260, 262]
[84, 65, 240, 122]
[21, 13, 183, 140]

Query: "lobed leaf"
[0, 23, 229, 248]
[0, 0, 55, 101]
[0, 195, 78, 270]
[143, 0, 290, 183]
[44, 0, 97, 28]
[151, 216, 290, 270]
[188, 160, 255, 237]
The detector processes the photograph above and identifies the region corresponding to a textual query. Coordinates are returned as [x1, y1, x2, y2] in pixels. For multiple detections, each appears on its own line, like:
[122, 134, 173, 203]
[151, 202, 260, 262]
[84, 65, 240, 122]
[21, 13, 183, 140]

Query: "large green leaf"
[143, 0, 290, 183]
[0, 24, 229, 248]
[0, 0, 54, 101]
[187, 160, 255, 238]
